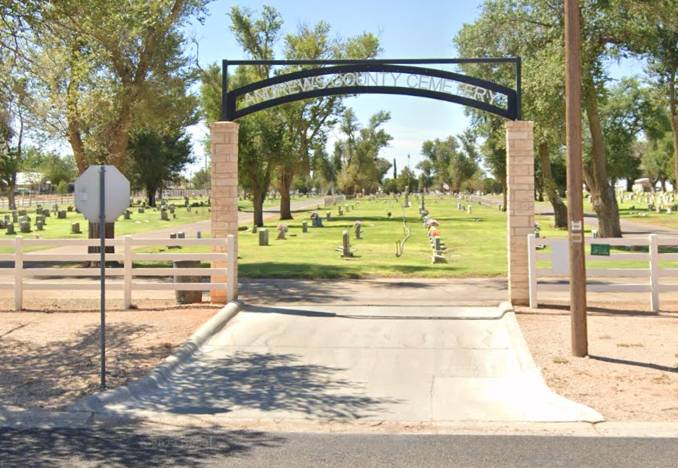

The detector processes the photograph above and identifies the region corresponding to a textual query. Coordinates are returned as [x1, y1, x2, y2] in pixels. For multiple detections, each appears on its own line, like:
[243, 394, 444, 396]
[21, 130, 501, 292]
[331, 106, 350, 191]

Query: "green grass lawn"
[237, 197, 509, 279]
[0, 204, 211, 253]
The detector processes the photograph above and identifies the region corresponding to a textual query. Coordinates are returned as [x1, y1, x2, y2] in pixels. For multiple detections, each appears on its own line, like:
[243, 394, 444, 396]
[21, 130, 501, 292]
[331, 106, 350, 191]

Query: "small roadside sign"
[73, 165, 130, 390]
[591, 243, 610, 256]
[75, 165, 130, 223]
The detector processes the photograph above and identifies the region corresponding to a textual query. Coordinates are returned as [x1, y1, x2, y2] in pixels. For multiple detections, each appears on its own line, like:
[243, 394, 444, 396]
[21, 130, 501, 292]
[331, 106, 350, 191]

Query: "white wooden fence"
[527, 233, 678, 312]
[0, 235, 236, 310]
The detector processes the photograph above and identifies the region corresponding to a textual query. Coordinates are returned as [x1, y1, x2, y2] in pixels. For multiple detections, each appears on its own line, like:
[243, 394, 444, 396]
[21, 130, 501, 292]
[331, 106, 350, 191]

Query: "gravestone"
[177, 232, 185, 239]
[302, 221, 308, 233]
[354, 221, 362, 239]
[36, 215, 45, 226]
[0, 220, 5, 229]
[36, 219, 44, 230]
[387, 211, 392, 218]
[184, 196, 190, 207]
[326, 211, 332, 221]
[20, 221, 31, 233]
[169, 232, 179, 249]
[18, 210, 26, 216]
[311, 212, 323, 227]
[6, 223, 15, 235]
[71, 222, 81, 234]
[259, 228, 269, 246]
[277, 224, 287, 240]
[338, 207, 344, 216]
[138, 207, 145, 214]
[340, 230, 353, 257]
[58, 210, 67, 219]
[123, 210, 131, 220]
[161, 209, 169, 221]
[196, 231, 202, 239]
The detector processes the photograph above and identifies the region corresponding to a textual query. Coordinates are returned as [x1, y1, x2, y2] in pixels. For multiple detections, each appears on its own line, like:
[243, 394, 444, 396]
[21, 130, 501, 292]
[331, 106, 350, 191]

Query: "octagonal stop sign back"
[75, 165, 131, 223]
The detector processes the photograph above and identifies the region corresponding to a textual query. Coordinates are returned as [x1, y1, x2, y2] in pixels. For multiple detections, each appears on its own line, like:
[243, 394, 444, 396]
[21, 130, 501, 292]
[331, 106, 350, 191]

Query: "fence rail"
[527, 233, 678, 312]
[0, 235, 236, 310]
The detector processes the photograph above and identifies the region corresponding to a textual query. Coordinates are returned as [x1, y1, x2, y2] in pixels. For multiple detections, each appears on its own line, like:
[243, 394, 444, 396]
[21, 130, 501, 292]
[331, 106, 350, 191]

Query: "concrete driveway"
[105, 303, 601, 424]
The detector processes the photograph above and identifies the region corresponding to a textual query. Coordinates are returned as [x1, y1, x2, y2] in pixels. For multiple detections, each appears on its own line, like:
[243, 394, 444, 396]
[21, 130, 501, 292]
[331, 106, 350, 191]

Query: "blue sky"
[184, 0, 639, 176]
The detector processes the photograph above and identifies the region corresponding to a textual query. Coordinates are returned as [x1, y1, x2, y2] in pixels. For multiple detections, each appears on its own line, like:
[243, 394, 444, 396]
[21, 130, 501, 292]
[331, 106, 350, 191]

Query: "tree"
[335, 110, 392, 195]
[419, 132, 479, 193]
[396, 167, 417, 193]
[127, 128, 193, 206]
[20, 0, 207, 172]
[454, 0, 568, 226]
[191, 166, 211, 190]
[39, 153, 78, 188]
[620, 0, 678, 190]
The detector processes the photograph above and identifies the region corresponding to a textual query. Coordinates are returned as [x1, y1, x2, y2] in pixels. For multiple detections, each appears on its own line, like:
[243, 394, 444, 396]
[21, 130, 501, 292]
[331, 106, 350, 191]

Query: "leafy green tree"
[619, 0, 678, 190]
[396, 167, 417, 193]
[127, 128, 194, 206]
[191, 166, 211, 190]
[640, 135, 674, 190]
[39, 153, 78, 187]
[335, 110, 392, 195]
[17, 0, 207, 172]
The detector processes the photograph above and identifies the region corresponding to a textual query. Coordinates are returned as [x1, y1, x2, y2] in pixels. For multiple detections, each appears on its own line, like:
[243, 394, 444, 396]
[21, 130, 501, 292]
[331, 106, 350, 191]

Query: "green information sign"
[591, 243, 610, 256]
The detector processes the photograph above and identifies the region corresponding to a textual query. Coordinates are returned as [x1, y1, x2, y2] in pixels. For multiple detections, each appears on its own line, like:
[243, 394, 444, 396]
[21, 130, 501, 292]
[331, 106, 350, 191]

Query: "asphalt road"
[1, 428, 676, 467]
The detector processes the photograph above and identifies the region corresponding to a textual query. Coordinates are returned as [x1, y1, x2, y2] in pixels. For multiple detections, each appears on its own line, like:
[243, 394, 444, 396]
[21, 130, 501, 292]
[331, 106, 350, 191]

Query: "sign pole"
[565, 0, 588, 357]
[99, 165, 107, 389]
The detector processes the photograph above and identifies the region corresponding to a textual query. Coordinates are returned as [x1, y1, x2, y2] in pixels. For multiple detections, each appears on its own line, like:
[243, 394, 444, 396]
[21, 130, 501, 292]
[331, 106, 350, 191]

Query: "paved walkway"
[104, 302, 600, 424]
[536, 202, 678, 236]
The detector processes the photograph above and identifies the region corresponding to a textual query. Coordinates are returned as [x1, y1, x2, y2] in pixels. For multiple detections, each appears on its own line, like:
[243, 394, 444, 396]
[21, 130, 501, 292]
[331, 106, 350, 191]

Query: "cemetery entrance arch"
[209, 58, 534, 305]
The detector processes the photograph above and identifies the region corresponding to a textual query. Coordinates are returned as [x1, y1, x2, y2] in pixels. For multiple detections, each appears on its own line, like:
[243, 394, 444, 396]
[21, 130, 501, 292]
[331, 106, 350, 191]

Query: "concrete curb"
[502, 301, 605, 423]
[71, 301, 241, 413]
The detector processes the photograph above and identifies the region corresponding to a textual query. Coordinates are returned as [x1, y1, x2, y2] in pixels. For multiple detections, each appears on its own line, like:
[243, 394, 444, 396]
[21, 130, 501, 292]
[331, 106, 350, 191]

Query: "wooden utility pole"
[565, 0, 588, 356]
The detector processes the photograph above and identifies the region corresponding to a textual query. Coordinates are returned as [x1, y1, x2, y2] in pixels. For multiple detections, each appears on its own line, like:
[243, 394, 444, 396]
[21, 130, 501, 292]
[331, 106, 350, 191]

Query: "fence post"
[226, 234, 236, 302]
[123, 235, 132, 309]
[527, 233, 538, 309]
[649, 233, 659, 313]
[14, 236, 23, 311]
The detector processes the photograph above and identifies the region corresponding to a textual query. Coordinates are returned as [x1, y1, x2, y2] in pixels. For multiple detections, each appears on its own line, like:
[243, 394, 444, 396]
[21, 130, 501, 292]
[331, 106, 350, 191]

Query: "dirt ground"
[0, 299, 219, 410]
[516, 301, 678, 422]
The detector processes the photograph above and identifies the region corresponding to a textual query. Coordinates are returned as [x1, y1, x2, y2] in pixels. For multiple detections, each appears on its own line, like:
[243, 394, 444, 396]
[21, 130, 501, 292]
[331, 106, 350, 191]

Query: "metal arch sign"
[221, 58, 522, 121]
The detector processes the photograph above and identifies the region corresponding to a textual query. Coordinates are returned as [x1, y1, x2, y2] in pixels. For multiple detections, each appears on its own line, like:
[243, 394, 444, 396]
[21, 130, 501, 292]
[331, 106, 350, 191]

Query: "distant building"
[632, 178, 652, 193]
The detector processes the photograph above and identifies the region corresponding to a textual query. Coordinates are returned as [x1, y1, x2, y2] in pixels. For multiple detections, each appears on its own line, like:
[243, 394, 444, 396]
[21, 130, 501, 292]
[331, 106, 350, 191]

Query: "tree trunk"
[538, 142, 568, 228]
[583, 79, 622, 238]
[146, 185, 157, 207]
[501, 181, 507, 212]
[253, 190, 265, 227]
[7, 188, 16, 211]
[87, 222, 115, 255]
[672, 114, 678, 193]
[278, 166, 294, 220]
[626, 178, 634, 192]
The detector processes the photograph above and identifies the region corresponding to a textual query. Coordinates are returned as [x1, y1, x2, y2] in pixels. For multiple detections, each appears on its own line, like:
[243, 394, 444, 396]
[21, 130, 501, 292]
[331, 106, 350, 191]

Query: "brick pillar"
[210, 121, 239, 303]
[505, 121, 534, 306]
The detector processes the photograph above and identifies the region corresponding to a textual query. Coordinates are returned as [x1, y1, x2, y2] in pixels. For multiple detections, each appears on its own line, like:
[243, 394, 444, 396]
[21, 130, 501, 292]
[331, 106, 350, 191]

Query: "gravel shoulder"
[0, 301, 219, 410]
[516, 302, 678, 422]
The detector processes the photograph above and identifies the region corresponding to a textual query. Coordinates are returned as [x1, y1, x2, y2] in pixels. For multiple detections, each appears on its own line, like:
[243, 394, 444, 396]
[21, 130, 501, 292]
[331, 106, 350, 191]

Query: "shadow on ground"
[126, 351, 400, 421]
[0, 427, 285, 467]
[0, 324, 173, 409]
